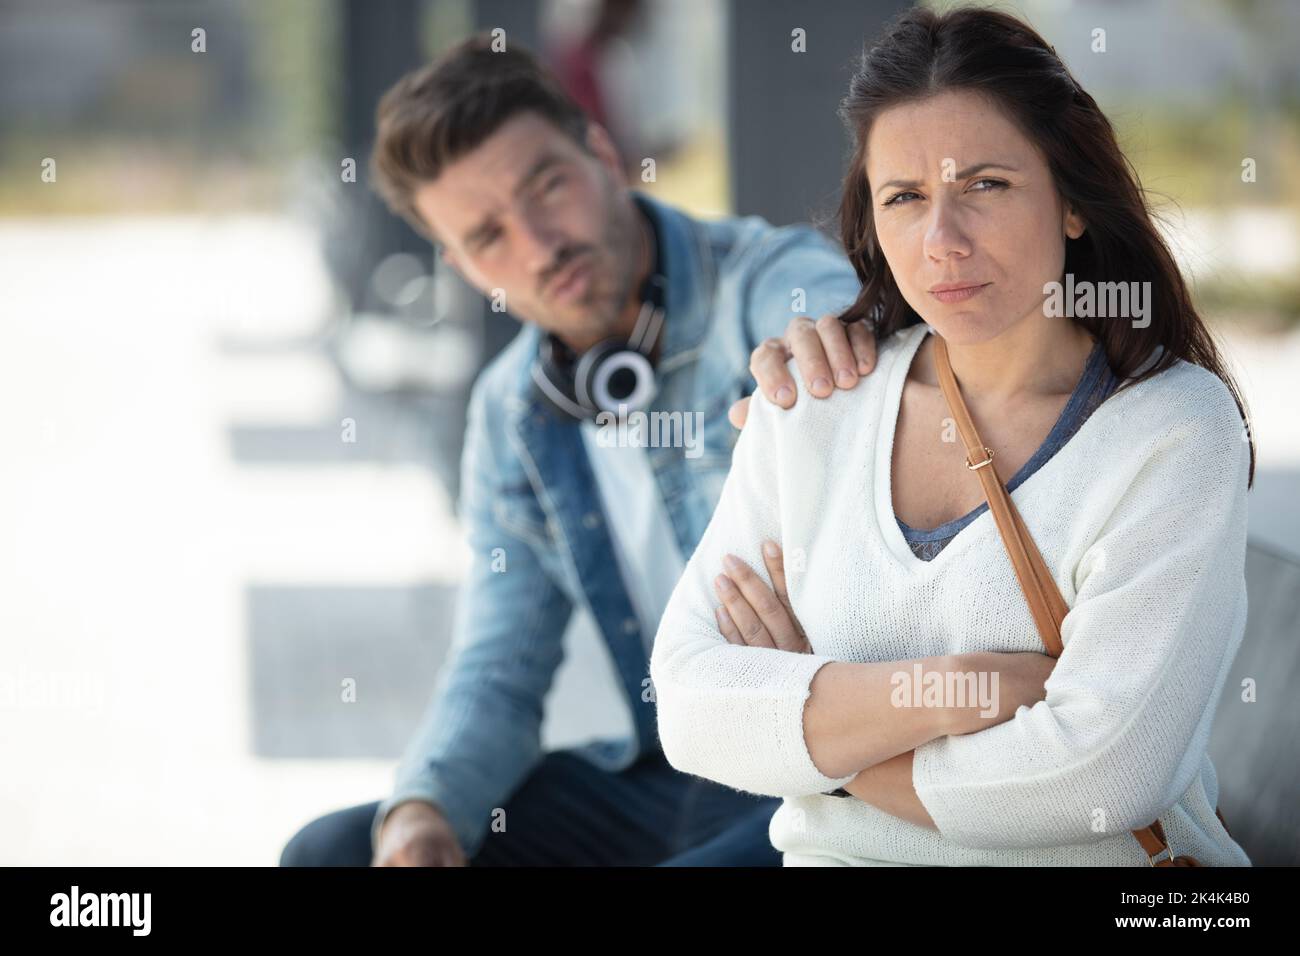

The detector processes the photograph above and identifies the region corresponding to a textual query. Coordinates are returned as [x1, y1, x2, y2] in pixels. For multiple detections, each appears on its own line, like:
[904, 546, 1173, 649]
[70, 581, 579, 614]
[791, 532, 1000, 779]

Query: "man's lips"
[545, 255, 592, 300]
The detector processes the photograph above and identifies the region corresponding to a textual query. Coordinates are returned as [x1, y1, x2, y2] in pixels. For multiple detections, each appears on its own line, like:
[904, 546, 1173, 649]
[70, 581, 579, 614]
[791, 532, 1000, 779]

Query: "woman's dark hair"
[836, 5, 1255, 486]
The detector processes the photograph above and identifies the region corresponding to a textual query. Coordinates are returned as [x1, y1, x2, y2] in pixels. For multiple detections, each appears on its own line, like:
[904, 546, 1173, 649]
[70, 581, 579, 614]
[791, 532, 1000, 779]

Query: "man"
[280, 35, 877, 867]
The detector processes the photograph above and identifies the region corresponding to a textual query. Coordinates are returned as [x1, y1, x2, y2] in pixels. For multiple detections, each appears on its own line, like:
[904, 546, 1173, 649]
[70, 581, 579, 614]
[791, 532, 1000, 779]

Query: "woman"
[650, 6, 1255, 866]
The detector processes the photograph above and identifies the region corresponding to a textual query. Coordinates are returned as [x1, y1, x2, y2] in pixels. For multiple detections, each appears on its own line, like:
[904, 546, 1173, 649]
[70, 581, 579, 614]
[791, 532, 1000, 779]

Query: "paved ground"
[0, 216, 1294, 864]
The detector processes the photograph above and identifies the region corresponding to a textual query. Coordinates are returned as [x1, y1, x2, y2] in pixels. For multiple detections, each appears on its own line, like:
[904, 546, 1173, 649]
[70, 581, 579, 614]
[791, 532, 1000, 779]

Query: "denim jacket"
[373, 191, 861, 856]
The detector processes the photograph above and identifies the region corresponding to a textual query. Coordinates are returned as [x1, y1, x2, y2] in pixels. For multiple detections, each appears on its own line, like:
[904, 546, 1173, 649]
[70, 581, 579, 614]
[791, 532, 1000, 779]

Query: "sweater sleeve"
[912, 390, 1252, 849]
[650, 380, 858, 798]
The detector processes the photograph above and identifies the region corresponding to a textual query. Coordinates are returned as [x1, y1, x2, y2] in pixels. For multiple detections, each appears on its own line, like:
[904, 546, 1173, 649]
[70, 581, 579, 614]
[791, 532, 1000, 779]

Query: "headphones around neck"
[531, 274, 666, 422]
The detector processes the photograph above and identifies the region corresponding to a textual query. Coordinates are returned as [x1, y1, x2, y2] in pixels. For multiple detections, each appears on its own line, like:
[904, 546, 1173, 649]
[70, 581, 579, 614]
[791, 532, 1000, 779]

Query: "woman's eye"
[882, 190, 920, 207]
[881, 179, 1006, 208]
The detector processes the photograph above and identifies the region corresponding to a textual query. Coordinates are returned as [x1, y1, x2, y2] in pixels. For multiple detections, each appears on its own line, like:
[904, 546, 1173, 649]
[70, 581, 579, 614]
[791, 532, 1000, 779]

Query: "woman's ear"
[1064, 202, 1087, 240]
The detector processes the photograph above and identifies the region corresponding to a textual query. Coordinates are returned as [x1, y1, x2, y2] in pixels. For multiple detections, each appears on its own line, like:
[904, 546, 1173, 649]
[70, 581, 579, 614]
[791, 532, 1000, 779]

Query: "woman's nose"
[922, 202, 973, 262]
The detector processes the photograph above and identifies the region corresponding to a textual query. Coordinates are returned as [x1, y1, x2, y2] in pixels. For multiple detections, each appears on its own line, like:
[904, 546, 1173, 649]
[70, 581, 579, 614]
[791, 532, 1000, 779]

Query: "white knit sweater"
[650, 322, 1252, 866]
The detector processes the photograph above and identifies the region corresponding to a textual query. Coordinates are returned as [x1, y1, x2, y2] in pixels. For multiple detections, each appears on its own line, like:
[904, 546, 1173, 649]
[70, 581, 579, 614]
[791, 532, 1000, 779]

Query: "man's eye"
[971, 178, 1008, 192]
[478, 228, 502, 249]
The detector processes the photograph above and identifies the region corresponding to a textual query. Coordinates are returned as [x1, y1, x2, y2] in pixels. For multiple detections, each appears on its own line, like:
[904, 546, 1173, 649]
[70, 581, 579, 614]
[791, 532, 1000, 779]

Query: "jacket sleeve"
[373, 381, 572, 858]
[650, 378, 858, 797]
[742, 225, 862, 344]
[912, 389, 1252, 849]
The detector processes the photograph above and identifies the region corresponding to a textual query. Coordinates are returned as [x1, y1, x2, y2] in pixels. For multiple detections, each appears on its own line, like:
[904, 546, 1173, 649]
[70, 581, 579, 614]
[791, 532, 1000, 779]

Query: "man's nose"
[517, 210, 563, 277]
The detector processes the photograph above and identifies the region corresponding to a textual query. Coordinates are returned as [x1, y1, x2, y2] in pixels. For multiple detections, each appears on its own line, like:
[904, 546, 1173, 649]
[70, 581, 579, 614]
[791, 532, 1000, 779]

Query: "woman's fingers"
[714, 604, 744, 645]
[760, 540, 807, 638]
[760, 540, 811, 652]
[761, 539, 790, 608]
[721, 553, 804, 651]
[713, 572, 775, 648]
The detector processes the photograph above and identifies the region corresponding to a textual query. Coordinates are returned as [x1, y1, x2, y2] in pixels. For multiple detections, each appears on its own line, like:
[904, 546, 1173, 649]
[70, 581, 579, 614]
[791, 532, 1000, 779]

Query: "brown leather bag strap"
[930, 332, 1196, 867]
[931, 335, 1069, 656]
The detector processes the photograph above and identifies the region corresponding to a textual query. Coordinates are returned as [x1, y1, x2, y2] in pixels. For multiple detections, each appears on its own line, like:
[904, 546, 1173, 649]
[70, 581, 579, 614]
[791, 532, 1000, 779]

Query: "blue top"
[899, 340, 1120, 561]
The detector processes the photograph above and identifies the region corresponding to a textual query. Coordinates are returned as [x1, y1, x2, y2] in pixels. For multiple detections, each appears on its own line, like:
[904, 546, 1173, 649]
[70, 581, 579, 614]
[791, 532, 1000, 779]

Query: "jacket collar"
[504, 191, 713, 423]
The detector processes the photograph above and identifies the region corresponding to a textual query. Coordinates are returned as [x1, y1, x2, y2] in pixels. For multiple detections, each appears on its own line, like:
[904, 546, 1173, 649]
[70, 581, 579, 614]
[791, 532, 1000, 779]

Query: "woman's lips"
[929, 282, 990, 304]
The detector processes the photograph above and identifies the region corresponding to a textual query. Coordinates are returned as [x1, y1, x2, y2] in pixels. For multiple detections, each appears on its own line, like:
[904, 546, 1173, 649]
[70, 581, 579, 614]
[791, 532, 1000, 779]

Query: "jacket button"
[623, 617, 639, 634]
[582, 511, 601, 529]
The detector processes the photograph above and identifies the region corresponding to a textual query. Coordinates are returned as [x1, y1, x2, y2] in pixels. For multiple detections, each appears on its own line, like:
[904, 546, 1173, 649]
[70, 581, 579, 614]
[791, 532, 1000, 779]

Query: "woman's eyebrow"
[873, 162, 1021, 197]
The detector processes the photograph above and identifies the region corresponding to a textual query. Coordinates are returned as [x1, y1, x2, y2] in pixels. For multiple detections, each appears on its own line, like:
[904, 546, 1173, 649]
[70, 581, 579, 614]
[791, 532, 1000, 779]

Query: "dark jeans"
[280, 748, 781, 866]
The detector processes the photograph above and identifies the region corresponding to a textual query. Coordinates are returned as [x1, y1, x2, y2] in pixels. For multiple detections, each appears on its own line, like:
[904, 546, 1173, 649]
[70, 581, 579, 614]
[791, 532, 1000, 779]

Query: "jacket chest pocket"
[491, 480, 553, 549]
[654, 376, 746, 513]
[686, 376, 745, 471]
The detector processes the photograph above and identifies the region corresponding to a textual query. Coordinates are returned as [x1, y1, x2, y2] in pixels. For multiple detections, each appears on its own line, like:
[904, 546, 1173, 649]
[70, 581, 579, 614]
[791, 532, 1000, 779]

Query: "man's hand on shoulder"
[729, 314, 877, 429]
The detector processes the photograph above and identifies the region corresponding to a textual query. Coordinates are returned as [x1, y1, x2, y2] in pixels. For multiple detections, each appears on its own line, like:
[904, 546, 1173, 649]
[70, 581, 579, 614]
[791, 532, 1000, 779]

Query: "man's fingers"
[749, 317, 873, 414]
[846, 319, 878, 375]
[713, 572, 775, 648]
[728, 396, 750, 429]
[749, 337, 796, 408]
[786, 316, 833, 398]
[815, 314, 861, 391]
[722, 554, 802, 651]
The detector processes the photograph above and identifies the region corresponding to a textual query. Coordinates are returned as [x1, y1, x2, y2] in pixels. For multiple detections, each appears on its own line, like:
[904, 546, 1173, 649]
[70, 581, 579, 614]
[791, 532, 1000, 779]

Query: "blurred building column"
[725, 0, 912, 227]
[337, 0, 427, 308]
[333, 0, 540, 316]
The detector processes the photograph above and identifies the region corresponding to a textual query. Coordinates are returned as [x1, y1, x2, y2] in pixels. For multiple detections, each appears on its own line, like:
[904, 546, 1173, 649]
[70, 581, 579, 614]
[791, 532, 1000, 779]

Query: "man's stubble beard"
[519, 173, 642, 349]
[566, 184, 643, 344]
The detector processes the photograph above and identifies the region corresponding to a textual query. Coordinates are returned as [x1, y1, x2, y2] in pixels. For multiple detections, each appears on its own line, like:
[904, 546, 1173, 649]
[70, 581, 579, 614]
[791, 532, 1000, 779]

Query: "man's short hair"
[370, 35, 591, 241]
